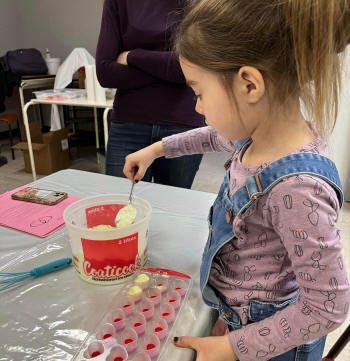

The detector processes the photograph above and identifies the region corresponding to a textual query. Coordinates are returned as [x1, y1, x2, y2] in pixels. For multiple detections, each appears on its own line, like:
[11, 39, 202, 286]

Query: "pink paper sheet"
[0, 185, 80, 237]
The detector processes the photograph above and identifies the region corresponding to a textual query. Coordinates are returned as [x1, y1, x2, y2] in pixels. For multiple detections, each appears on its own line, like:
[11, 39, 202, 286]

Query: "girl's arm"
[228, 175, 350, 361]
[162, 126, 235, 158]
[124, 141, 164, 181]
[95, 0, 157, 90]
[123, 126, 235, 181]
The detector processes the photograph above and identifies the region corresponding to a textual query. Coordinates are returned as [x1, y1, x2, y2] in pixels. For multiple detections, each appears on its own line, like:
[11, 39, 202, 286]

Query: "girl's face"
[180, 58, 256, 141]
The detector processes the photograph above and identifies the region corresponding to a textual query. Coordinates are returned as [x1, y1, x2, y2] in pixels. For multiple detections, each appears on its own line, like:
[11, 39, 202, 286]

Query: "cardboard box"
[14, 122, 70, 175]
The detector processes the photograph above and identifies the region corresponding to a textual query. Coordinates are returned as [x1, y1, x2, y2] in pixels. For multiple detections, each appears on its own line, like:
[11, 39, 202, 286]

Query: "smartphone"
[11, 187, 68, 205]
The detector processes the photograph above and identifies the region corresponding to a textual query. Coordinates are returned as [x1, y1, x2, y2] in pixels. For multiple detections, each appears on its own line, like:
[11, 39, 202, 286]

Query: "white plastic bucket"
[46, 58, 61, 75]
[63, 194, 151, 285]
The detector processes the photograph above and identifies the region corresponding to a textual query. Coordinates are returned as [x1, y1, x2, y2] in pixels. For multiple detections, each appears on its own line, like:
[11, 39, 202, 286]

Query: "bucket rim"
[63, 193, 151, 232]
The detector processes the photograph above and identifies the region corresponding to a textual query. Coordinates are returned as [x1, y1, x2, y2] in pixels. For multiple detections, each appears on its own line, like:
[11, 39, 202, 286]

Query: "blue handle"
[30, 258, 72, 277]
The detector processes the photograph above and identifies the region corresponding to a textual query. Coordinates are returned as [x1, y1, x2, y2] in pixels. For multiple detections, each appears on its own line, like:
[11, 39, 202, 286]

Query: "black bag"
[1, 48, 48, 75]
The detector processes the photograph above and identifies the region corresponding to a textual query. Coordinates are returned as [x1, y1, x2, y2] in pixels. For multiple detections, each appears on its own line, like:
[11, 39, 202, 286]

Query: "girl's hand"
[173, 335, 238, 361]
[123, 141, 164, 182]
[117, 51, 130, 65]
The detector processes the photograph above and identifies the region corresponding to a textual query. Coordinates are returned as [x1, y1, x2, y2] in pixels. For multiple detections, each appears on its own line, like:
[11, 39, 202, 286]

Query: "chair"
[0, 113, 20, 160]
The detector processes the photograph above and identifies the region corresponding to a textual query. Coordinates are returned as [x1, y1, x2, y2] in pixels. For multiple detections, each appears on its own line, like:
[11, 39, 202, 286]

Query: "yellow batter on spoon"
[115, 204, 137, 227]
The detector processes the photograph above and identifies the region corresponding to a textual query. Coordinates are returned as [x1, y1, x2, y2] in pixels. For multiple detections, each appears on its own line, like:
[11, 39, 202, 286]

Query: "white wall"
[0, 0, 104, 130]
[14, 0, 103, 60]
[327, 48, 350, 201]
[1, 0, 103, 58]
[0, 1, 20, 52]
[0, 0, 21, 121]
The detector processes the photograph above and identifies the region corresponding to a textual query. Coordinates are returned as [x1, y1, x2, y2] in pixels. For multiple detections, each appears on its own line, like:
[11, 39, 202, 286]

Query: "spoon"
[115, 167, 138, 227]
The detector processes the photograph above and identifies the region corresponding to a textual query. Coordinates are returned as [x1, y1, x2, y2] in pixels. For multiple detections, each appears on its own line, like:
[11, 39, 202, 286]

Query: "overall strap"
[233, 152, 344, 217]
[224, 138, 251, 170]
[233, 138, 251, 153]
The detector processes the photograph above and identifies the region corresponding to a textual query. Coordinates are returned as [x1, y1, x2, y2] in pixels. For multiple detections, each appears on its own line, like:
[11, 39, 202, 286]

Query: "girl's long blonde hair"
[176, 0, 350, 137]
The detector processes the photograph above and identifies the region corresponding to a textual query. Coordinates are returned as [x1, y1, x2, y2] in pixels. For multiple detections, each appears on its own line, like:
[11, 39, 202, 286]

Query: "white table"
[22, 97, 113, 180]
[18, 76, 56, 116]
[0, 170, 216, 361]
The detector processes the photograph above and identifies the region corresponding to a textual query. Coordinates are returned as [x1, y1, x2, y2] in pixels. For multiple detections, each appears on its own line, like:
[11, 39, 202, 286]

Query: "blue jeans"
[228, 297, 326, 361]
[105, 121, 203, 189]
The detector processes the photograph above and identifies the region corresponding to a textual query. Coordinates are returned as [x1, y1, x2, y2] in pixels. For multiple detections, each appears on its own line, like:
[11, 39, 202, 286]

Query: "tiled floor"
[0, 140, 349, 360]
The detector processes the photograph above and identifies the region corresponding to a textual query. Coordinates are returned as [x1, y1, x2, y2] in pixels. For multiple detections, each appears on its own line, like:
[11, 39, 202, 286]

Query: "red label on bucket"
[85, 204, 125, 228]
[81, 233, 140, 281]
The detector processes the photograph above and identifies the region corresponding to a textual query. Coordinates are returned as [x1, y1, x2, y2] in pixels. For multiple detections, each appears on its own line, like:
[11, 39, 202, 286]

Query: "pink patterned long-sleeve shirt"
[162, 126, 349, 361]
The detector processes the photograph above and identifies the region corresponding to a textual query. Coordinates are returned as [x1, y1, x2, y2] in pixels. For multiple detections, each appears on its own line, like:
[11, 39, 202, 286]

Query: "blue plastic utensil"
[0, 257, 72, 291]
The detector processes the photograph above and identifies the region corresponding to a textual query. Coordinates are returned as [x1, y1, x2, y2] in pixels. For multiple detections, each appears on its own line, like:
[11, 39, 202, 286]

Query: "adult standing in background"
[96, 0, 204, 188]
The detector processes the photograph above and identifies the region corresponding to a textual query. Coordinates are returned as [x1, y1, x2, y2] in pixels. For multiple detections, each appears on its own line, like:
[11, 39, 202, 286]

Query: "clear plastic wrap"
[34, 89, 86, 100]
[0, 239, 211, 360]
[0, 170, 216, 361]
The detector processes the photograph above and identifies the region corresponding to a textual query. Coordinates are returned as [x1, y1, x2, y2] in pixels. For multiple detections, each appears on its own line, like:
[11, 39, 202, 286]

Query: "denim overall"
[201, 139, 344, 361]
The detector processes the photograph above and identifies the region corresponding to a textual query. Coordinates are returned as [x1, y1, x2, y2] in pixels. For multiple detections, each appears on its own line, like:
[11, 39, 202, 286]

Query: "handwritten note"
[0, 185, 80, 237]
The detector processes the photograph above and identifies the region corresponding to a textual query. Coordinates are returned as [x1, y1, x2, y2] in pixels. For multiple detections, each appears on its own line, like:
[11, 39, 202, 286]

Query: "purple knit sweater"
[96, 0, 203, 126]
[162, 126, 349, 361]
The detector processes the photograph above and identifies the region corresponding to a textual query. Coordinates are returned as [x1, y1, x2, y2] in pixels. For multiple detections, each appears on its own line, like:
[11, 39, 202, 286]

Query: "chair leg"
[16, 117, 21, 142]
[8, 122, 15, 160]
[322, 325, 350, 361]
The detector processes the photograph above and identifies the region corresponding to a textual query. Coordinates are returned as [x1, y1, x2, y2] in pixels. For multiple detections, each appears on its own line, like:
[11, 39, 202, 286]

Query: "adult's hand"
[116, 51, 130, 65]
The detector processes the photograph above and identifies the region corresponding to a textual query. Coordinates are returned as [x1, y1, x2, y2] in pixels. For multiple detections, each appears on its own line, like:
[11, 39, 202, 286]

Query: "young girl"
[123, 1, 350, 360]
